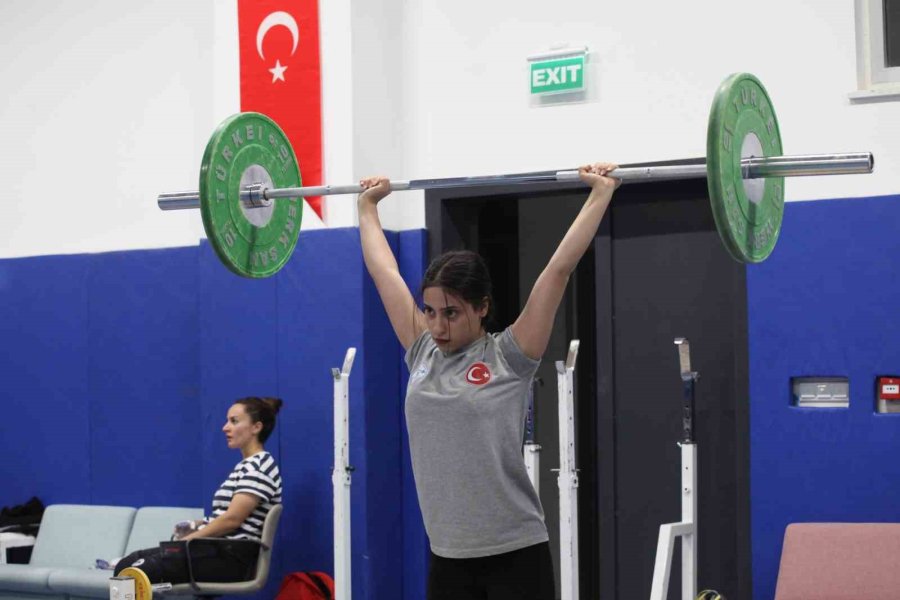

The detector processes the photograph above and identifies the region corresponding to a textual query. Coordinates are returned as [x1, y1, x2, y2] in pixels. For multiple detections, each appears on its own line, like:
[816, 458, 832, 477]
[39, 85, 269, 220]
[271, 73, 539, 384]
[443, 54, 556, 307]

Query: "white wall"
[1, 1, 897, 259]
[350, 0, 420, 231]
[0, 0, 227, 258]
[397, 1, 897, 205]
[319, 0, 415, 230]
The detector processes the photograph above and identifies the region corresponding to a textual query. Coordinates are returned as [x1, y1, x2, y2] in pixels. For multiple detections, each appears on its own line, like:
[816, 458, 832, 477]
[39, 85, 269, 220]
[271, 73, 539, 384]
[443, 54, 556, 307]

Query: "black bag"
[0, 496, 44, 535]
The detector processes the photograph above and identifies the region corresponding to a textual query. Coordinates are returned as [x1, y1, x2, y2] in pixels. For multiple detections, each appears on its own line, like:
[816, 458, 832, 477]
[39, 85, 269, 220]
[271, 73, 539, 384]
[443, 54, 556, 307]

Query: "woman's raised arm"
[510, 163, 620, 360]
[357, 177, 426, 350]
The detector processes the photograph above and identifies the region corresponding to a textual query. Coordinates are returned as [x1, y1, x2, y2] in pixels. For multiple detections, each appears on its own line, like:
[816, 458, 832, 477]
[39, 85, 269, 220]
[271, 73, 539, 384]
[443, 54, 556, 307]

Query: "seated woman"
[114, 396, 283, 585]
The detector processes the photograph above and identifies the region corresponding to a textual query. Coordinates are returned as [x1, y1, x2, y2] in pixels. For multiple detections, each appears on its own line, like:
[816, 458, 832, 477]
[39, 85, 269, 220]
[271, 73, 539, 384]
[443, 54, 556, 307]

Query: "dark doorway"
[425, 174, 750, 600]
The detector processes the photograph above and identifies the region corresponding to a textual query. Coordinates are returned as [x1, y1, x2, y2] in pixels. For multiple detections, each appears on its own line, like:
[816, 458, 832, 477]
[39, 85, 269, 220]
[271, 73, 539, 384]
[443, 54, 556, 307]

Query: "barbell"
[157, 72, 874, 278]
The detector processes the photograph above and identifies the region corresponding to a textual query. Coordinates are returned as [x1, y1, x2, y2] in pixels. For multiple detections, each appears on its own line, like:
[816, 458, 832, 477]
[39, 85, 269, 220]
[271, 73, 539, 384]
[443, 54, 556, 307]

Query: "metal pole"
[157, 152, 874, 210]
[675, 338, 699, 600]
[333, 348, 356, 600]
[557, 340, 580, 600]
[681, 443, 698, 600]
[523, 376, 541, 493]
[649, 339, 699, 600]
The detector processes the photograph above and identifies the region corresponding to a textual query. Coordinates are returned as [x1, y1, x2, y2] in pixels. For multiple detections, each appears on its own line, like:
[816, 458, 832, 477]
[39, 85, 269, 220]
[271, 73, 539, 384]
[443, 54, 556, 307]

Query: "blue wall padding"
[0, 254, 91, 504]
[197, 240, 280, 504]
[10, 197, 900, 600]
[271, 228, 375, 600]
[0, 227, 429, 600]
[197, 240, 282, 599]
[88, 248, 201, 507]
[196, 229, 413, 600]
[397, 230, 430, 600]
[360, 251, 404, 600]
[747, 195, 900, 600]
[270, 229, 357, 595]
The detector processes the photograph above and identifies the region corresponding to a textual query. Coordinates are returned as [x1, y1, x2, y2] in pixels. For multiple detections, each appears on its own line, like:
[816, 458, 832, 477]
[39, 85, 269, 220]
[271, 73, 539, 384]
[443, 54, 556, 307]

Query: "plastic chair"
[166, 503, 282, 598]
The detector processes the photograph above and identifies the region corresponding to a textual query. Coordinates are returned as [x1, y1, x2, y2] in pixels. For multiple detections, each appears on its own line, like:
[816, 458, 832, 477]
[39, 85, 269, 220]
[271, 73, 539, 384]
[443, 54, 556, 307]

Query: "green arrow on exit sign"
[530, 56, 585, 94]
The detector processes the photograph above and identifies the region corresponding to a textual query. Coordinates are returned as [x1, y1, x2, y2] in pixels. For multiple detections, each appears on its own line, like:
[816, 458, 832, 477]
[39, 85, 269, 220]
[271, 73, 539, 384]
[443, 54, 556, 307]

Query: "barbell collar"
[157, 152, 874, 211]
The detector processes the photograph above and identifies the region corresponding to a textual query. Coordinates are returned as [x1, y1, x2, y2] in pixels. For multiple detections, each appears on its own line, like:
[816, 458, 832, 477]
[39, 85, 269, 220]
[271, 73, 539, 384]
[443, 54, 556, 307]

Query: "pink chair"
[774, 523, 900, 600]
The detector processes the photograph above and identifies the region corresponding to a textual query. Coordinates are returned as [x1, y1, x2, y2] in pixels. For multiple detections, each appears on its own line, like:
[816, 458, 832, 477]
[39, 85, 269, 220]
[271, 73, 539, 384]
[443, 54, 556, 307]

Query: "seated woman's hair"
[235, 397, 283, 443]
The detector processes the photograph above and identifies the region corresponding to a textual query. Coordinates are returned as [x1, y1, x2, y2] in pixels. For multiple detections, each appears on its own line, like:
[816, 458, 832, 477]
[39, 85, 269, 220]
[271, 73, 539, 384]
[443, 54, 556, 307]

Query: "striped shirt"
[204, 451, 282, 540]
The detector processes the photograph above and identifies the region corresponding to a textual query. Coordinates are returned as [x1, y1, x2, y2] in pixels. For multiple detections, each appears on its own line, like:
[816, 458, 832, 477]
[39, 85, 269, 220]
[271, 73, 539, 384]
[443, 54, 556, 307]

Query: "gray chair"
[166, 504, 283, 598]
[46, 506, 201, 600]
[0, 504, 136, 600]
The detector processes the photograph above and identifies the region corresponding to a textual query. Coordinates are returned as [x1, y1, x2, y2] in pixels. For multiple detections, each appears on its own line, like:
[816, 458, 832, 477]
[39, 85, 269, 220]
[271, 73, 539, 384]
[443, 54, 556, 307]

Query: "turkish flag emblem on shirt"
[238, 0, 323, 220]
[465, 362, 492, 386]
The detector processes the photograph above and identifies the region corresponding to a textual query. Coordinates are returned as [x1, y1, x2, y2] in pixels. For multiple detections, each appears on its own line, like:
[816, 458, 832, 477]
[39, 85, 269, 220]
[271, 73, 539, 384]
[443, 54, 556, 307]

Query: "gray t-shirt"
[404, 327, 549, 558]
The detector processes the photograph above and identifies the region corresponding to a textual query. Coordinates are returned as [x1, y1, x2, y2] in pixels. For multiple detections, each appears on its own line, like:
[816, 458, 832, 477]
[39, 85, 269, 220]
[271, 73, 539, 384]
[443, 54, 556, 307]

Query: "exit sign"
[530, 55, 585, 95]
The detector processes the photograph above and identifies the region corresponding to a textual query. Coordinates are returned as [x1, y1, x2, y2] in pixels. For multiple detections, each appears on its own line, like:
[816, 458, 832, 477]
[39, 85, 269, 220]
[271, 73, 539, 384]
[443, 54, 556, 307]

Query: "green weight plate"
[707, 73, 784, 263]
[199, 112, 303, 278]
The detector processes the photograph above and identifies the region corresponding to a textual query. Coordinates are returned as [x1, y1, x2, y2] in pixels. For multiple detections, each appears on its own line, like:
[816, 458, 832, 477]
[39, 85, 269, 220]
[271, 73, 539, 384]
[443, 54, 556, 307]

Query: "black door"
[599, 179, 751, 600]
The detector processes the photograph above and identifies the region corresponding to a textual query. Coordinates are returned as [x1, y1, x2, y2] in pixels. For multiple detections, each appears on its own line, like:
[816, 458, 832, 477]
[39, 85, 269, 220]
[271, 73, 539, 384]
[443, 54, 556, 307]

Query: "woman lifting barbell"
[358, 162, 620, 600]
[113, 397, 283, 586]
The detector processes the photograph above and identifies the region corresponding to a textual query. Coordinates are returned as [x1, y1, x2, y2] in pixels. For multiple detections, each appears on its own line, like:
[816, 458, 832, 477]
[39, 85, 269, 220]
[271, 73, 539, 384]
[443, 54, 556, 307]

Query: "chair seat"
[46, 568, 111, 597]
[0, 564, 53, 593]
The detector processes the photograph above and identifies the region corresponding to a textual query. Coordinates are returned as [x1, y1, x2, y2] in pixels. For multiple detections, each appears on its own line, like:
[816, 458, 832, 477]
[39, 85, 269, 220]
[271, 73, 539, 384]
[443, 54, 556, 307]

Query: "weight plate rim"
[707, 72, 784, 264]
[119, 566, 152, 600]
[707, 73, 752, 263]
[199, 112, 303, 278]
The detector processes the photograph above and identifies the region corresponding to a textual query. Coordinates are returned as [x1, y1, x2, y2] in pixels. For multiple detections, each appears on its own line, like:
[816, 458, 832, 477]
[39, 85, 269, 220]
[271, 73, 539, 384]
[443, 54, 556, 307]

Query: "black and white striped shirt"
[205, 451, 282, 540]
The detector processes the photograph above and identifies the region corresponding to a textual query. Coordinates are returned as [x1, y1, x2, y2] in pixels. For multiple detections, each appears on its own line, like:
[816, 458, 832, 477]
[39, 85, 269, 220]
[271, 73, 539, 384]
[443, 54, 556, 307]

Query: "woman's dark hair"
[420, 250, 495, 327]
[234, 397, 283, 444]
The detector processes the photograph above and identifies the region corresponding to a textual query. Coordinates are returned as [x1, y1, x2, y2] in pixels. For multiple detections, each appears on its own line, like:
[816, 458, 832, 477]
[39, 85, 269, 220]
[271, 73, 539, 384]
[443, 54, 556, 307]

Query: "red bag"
[276, 571, 334, 599]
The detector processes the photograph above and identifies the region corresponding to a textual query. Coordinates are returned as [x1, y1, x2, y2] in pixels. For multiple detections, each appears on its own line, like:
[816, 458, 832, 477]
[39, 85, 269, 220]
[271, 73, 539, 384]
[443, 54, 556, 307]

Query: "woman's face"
[222, 403, 262, 450]
[422, 287, 488, 353]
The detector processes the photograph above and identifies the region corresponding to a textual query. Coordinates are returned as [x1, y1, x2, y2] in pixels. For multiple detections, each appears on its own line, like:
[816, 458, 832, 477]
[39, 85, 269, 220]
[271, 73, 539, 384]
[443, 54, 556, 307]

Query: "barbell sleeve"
[742, 152, 874, 177]
[157, 152, 874, 211]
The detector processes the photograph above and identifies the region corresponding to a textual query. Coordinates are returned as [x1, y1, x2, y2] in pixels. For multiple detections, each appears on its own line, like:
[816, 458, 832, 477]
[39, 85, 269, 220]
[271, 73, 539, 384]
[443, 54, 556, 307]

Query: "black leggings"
[113, 539, 259, 585]
[427, 541, 555, 600]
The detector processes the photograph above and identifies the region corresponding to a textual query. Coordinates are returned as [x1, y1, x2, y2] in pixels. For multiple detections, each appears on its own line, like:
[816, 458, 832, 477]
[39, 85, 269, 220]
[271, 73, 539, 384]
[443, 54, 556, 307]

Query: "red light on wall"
[878, 377, 900, 401]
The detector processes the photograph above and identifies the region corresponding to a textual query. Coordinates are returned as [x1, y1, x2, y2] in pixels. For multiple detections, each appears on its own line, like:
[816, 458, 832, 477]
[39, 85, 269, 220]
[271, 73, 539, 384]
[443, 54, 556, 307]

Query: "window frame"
[852, 0, 900, 99]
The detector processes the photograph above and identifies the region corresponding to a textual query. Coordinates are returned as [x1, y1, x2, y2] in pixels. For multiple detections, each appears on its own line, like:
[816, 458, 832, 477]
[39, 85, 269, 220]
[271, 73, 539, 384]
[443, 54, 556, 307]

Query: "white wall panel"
[1, 0, 896, 257]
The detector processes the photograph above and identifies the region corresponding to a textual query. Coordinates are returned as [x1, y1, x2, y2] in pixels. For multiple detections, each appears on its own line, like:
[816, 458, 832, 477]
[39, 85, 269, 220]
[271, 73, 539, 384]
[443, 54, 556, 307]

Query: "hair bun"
[262, 397, 283, 415]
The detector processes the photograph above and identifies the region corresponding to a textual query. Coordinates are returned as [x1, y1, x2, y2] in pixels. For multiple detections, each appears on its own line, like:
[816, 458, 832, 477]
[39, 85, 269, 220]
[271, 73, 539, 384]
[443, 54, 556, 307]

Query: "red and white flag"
[238, 0, 323, 221]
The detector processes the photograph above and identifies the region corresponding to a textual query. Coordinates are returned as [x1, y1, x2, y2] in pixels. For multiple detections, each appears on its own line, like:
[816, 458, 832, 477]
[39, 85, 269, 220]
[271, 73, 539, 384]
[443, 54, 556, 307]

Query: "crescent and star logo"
[465, 362, 492, 386]
[256, 11, 299, 84]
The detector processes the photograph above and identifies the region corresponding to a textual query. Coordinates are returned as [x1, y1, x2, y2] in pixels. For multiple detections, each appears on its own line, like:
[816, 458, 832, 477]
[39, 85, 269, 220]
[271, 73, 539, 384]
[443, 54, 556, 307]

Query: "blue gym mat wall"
[747, 194, 900, 599]
[0, 227, 428, 600]
[3, 196, 900, 600]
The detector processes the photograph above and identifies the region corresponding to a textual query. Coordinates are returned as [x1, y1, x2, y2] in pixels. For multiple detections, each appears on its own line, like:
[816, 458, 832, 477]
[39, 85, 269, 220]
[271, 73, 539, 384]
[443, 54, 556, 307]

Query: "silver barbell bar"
[157, 152, 874, 211]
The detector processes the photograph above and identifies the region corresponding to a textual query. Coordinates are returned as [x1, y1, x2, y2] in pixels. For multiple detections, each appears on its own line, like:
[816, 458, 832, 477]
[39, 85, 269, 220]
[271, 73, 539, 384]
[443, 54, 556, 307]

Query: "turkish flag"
[238, 0, 323, 220]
